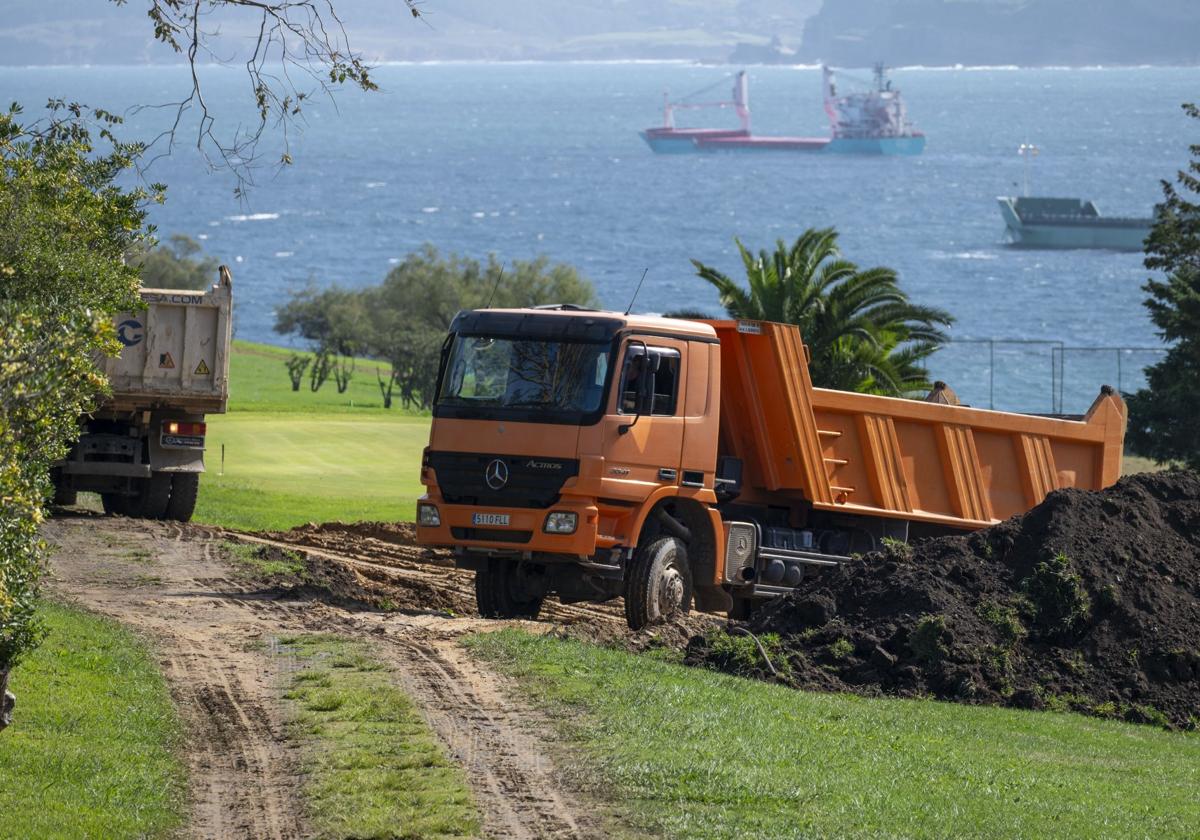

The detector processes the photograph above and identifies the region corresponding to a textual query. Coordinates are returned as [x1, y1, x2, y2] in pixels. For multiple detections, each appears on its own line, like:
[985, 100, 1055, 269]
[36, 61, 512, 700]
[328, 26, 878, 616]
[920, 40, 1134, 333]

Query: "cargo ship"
[640, 64, 925, 155]
[997, 197, 1153, 251]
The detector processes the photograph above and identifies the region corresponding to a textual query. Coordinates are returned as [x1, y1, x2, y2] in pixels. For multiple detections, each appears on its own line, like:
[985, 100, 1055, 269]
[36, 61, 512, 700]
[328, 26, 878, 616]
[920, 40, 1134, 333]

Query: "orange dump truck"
[416, 308, 1126, 629]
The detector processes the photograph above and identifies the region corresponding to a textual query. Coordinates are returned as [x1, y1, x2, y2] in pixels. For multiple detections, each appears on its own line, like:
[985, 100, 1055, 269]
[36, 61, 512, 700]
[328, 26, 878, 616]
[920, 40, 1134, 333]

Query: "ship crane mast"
[660, 71, 750, 132]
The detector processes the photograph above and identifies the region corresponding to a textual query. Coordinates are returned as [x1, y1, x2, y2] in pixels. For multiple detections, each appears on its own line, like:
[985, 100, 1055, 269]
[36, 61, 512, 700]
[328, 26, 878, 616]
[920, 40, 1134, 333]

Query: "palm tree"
[692, 228, 953, 396]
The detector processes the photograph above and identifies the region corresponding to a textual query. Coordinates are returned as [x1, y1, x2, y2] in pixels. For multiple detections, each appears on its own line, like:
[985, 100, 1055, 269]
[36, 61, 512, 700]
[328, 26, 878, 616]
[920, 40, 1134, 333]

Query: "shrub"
[0, 102, 148, 724]
[909, 614, 951, 664]
[1021, 553, 1092, 638]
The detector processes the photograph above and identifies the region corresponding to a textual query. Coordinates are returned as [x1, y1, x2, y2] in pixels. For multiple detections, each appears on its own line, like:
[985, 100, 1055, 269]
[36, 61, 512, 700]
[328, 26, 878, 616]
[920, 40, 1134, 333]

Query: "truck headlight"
[417, 503, 441, 527]
[543, 511, 577, 534]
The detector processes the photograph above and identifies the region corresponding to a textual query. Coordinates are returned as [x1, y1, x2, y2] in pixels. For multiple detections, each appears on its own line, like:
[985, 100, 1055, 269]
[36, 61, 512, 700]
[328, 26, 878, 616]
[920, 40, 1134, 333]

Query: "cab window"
[618, 347, 680, 416]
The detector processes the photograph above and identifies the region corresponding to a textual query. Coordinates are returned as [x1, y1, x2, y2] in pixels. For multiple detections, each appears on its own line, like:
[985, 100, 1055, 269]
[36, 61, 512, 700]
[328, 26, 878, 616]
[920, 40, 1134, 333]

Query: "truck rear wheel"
[52, 482, 77, 507]
[475, 559, 545, 620]
[101, 492, 131, 516]
[165, 473, 200, 522]
[133, 473, 173, 520]
[624, 535, 693, 631]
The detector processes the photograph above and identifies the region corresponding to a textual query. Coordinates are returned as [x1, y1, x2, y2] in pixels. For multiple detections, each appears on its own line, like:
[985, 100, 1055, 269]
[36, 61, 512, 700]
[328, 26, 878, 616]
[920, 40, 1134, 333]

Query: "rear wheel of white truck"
[165, 473, 200, 522]
[133, 473, 173, 519]
[475, 559, 545, 620]
[51, 473, 77, 507]
[101, 492, 131, 516]
[624, 535, 693, 631]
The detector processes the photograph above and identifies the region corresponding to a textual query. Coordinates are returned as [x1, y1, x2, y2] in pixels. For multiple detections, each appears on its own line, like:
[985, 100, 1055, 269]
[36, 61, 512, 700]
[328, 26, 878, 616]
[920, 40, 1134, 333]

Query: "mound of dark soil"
[686, 470, 1200, 728]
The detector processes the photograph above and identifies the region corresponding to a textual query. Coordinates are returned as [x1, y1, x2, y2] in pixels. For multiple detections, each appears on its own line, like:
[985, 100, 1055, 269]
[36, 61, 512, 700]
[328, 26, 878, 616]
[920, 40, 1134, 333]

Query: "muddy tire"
[52, 484, 77, 507]
[475, 559, 545, 620]
[101, 492, 133, 516]
[624, 535, 693, 631]
[133, 472, 173, 520]
[165, 472, 200, 522]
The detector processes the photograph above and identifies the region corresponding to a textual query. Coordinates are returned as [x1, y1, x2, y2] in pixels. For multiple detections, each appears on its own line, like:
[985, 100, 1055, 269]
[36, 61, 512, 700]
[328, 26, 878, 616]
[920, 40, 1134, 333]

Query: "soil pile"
[687, 470, 1200, 728]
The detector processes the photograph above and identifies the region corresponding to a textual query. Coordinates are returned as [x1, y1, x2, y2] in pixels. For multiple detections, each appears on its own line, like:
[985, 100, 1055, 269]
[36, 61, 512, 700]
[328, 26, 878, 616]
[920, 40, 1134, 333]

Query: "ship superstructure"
[997, 197, 1153, 251]
[640, 65, 925, 155]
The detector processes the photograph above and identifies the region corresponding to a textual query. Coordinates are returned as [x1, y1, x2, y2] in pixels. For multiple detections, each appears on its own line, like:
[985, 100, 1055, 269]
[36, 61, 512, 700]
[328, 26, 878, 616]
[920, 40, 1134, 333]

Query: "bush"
[909, 614, 951, 664]
[1021, 553, 1092, 638]
[0, 102, 148, 723]
[275, 245, 598, 409]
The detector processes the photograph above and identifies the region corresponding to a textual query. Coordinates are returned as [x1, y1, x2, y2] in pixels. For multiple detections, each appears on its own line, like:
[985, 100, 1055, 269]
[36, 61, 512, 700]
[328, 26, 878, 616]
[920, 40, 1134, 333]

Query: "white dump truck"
[52, 267, 233, 521]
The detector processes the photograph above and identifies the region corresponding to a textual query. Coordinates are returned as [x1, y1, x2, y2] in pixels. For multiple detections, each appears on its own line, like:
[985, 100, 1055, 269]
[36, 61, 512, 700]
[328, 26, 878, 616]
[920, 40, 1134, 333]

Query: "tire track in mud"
[220, 528, 631, 628]
[44, 514, 628, 840]
[44, 515, 306, 840]
[166, 636, 301, 840]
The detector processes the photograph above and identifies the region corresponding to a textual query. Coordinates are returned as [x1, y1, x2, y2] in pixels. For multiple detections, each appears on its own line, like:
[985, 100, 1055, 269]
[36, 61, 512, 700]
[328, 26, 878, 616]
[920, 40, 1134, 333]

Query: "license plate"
[161, 434, 205, 449]
[472, 513, 510, 527]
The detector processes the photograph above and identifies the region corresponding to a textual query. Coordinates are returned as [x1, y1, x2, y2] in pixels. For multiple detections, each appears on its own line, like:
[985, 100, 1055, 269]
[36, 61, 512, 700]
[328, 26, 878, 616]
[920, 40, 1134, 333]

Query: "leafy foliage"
[0, 102, 149, 677]
[1126, 104, 1200, 468]
[130, 234, 218, 290]
[275, 245, 598, 409]
[692, 228, 953, 396]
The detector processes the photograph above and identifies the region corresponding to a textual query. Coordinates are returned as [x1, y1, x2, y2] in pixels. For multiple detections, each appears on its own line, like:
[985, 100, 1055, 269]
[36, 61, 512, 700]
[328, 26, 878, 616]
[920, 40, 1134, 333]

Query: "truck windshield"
[436, 335, 611, 421]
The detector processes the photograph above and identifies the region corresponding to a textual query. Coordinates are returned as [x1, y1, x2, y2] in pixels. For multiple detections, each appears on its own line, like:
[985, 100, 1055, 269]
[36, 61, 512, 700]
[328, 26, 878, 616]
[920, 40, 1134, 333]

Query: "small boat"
[640, 64, 925, 156]
[996, 197, 1154, 251]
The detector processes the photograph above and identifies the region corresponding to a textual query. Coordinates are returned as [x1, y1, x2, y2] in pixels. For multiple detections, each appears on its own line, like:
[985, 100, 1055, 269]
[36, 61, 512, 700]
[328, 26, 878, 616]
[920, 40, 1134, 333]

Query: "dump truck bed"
[712, 320, 1126, 530]
[101, 270, 233, 414]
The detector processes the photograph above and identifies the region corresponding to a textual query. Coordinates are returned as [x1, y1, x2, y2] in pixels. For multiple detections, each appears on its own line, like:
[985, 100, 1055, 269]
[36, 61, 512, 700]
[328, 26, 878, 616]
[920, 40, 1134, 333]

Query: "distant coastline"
[3, 60, 1198, 70]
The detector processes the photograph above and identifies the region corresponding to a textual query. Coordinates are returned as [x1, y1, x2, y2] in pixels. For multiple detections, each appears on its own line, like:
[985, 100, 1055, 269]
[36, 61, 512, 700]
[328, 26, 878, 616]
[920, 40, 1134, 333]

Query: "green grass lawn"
[0, 603, 186, 840]
[229, 341, 419, 414]
[187, 340, 430, 531]
[275, 634, 479, 839]
[468, 629, 1200, 840]
[195, 411, 428, 531]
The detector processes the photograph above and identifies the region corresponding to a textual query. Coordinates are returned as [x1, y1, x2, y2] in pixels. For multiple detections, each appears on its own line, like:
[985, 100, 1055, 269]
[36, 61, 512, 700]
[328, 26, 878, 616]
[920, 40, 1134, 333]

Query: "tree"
[275, 246, 599, 410]
[0, 103, 148, 730]
[119, 0, 425, 191]
[131, 234, 218, 289]
[1125, 103, 1200, 468]
[275, 283, 367, 393]
[663, 308, 717, 319]
[692, 228, 953, 396]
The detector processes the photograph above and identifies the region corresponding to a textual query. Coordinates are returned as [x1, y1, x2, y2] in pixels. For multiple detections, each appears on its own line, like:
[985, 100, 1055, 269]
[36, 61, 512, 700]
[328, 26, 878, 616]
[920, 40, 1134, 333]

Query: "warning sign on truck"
[194, 359, 211, 376]
[159, 352, 175, 369]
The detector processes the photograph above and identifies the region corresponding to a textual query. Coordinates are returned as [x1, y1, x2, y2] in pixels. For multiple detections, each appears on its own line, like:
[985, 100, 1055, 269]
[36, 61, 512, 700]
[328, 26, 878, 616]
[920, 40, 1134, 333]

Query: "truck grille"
[724, 521, 758, 583]
[429, 451, 579, 509]
[450, 527, 533, 544]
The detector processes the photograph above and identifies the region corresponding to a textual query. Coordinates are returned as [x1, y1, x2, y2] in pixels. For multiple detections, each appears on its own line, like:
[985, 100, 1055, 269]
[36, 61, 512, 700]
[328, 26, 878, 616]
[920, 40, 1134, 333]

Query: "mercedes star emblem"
[485, 458, 509, 490]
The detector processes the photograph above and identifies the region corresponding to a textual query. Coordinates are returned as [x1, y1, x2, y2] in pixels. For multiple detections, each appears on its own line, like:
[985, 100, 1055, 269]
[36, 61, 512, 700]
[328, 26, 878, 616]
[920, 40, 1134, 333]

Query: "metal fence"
[929, 340, 1167, 414]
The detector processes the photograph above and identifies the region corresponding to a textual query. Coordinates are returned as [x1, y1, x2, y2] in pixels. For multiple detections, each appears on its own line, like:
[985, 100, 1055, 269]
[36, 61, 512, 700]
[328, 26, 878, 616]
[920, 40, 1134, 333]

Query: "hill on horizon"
[2, 1, 1196, 67]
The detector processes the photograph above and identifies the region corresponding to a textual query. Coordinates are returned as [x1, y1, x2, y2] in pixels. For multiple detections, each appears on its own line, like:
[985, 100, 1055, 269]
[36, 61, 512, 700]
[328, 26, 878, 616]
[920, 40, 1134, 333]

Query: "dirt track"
[41, 513, 689, 839]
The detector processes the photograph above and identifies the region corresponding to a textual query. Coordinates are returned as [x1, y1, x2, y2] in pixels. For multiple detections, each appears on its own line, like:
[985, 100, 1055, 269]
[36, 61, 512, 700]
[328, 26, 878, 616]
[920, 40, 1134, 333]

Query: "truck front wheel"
[165, 473, 200, 522]
[475, 559, 545, 620]
[624, 535, 693, 631]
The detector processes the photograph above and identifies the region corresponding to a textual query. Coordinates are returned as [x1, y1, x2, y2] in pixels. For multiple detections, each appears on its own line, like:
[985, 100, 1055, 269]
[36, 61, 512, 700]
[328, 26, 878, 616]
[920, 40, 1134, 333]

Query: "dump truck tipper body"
[53, 269, 233, 521]
[416, 308, 1126, 628]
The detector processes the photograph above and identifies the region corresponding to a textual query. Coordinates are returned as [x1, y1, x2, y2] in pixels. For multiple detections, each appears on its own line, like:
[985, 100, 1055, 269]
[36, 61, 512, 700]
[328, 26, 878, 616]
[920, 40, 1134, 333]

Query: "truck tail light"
[164, 421, 207, 436]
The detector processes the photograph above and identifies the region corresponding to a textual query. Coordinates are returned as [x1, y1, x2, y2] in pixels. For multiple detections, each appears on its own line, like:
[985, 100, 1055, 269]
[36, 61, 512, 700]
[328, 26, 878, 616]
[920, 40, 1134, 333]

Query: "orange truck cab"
[416, 307, 1126, 629]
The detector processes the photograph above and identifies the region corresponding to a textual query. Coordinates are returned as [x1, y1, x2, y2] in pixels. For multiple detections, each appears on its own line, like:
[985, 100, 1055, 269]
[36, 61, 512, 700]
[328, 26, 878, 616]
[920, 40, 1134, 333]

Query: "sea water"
[2, 63, 1196, 411]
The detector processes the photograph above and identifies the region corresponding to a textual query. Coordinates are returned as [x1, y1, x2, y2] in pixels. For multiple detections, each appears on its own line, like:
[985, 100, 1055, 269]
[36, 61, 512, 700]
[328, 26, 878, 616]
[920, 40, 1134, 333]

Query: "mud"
[43, 512, 671, 838]
[688, 470, 1200, 729]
